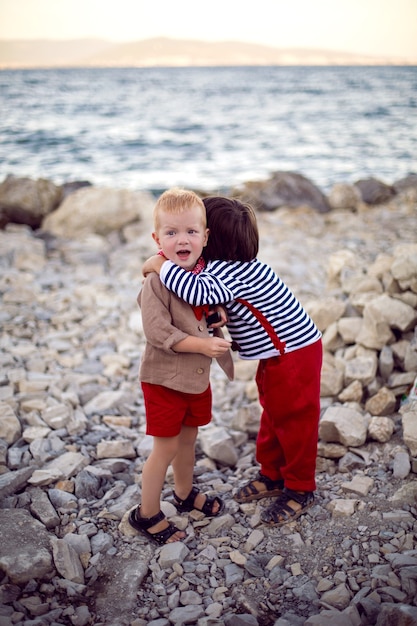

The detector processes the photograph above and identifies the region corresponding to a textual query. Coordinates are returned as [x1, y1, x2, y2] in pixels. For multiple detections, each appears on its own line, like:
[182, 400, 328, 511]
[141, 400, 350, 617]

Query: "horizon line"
[0, 35, 415, 61]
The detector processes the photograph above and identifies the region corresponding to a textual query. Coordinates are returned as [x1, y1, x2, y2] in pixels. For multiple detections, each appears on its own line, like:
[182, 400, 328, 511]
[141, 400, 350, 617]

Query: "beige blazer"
[138, 272, 233, 393]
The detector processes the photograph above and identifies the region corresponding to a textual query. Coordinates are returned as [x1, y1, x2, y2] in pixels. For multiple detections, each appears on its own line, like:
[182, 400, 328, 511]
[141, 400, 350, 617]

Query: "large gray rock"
[354, 177, 395, 205]
[0, 174, 62, 229]
[42, 185, 155, 237]
[401, 401, 417, 456]
[232, 171, 331, 213]
[0, 509, 53, 583]
[319, 406, 367, 447]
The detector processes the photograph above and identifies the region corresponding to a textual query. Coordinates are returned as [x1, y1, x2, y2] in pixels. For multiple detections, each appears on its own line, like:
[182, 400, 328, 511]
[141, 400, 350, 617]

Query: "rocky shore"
[0, 173, 417, 626]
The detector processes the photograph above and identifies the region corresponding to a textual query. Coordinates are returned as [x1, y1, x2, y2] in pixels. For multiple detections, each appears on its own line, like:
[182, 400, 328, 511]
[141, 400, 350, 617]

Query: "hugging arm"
[142, 254, 165, 277]
[141, 256, 231, 323]
[160, 260, 233, 307]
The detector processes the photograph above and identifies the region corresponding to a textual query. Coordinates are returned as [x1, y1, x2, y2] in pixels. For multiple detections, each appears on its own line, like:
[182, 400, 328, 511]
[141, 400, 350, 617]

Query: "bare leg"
[171, 425, 197, 499]
[172, 425, 221, 514]
[140, 435, 185, 541]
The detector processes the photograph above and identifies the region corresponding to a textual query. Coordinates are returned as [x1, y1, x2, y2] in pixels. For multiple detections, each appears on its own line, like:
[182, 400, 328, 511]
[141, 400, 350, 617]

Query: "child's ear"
[203, 228, 209, 246]
[152, 232, 161, 247]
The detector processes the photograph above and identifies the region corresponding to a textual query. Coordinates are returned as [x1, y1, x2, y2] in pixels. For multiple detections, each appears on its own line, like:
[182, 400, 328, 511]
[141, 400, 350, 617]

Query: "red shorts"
[141, 382, 212, 437]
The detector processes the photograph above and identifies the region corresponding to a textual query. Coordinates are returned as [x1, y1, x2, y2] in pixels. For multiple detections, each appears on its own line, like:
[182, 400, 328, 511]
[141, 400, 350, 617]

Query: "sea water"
[0, 65, 416, 193]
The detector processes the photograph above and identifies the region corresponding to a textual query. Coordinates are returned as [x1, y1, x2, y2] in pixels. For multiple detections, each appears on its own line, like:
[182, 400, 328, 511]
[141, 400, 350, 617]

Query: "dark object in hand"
[206, 311, 222, 325]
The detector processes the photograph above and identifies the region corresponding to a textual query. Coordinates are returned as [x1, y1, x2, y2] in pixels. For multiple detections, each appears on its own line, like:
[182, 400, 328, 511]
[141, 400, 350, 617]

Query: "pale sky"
[1, 0, 416, 58]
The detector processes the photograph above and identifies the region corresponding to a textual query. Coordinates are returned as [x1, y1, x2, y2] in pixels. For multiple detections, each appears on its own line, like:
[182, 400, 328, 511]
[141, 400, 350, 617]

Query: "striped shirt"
[160, 258, 321, 360]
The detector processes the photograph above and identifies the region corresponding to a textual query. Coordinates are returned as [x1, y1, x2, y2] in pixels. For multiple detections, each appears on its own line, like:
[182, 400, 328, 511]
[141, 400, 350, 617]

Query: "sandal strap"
[129, 507, 165, 531]
[236, 472, 283, 500]
[261, 489, 314, 525]
[244, 472, 283, 492]
[173, 486, 200, 512]
[173, 487, 224, 517]
[269, 501, 296, 523]
[138, 509, 166, 529]
[151, 522, 182, 546]
[258, 472, 284, 490]
[240, 481, 260, 498]
[128, 507, 182, 545]
[283, 488, 314, 507]
[200, 494, 224, 516]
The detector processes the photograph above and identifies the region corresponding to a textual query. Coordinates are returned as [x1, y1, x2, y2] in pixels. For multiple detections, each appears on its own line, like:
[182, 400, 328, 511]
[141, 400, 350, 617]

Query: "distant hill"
[0, 37, 415, 69]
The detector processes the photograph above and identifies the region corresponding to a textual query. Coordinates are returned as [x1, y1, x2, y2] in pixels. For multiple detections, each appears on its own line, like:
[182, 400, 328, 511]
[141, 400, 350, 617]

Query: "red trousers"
[255, 339, 322, 492]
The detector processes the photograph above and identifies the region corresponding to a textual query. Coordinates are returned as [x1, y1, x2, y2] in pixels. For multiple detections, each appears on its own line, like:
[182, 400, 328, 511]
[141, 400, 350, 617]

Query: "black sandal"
[128, 506, 184, 545]
[234, 472, 284, 504]
[260, 488, 314, 526]
[173, 486, 225, 517]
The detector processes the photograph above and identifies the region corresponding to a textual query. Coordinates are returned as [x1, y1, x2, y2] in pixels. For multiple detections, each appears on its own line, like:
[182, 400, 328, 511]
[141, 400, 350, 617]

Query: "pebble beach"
[0, 173, 417, 626]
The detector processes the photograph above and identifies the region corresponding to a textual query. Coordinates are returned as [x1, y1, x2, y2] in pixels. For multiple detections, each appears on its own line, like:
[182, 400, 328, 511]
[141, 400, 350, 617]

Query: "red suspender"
[236, 298, 286, 355]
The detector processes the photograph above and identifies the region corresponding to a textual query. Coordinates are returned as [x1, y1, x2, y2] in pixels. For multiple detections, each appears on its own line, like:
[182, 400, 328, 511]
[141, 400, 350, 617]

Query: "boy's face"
[153, 205, 209, 271]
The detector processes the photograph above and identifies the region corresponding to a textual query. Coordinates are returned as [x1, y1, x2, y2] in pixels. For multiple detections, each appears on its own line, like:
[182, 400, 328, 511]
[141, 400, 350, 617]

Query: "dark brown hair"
[202, 196, 259, 262]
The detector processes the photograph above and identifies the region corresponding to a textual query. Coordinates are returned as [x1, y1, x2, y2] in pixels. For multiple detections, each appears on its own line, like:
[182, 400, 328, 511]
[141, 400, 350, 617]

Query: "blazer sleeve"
[138, 272, 189, 352]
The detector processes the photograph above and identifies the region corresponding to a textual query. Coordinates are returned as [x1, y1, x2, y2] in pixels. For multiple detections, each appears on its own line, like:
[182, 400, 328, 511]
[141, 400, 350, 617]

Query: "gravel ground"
[1, 192, 417, 626]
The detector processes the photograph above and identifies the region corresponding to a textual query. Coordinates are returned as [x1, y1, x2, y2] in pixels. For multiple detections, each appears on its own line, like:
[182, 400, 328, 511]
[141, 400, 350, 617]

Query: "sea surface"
[0, 66, 416, 194]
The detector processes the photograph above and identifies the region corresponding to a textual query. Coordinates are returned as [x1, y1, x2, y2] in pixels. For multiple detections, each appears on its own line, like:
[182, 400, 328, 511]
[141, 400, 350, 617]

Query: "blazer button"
[197, 368, 204, 374]
[198, 325, 204, 332]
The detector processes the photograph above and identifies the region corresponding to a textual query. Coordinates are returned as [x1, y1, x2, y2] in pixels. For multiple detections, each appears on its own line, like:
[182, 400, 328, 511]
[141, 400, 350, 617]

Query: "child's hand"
[173, 335, 231, 357]
[142, 254, 166, 276]
[203, 337, 232, 358]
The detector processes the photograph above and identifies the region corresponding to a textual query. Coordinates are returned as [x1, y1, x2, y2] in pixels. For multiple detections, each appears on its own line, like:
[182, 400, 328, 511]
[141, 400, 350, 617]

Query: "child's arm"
[173, 335, 231, 358]
[142, 256, 232, 312]
[142, 254, 165, 277]
[161, 260, 233, 306]
[142, 256, 228, 329]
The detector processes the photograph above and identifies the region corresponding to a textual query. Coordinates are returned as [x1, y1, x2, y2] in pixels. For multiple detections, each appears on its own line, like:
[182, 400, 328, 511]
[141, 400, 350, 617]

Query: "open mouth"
[176, 250, 191, 260]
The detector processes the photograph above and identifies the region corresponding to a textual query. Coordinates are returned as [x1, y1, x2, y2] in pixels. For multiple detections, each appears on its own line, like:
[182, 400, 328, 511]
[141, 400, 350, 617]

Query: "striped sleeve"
[160, 260, 233, 306]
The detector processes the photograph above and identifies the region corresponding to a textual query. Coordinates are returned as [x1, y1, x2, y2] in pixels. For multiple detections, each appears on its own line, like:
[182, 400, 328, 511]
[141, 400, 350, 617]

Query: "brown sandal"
[234, 472, 284, 504]
[260, 488, 314, 526]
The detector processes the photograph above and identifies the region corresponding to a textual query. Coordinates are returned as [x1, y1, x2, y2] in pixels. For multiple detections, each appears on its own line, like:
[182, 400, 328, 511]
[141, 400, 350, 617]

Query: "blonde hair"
[153, 187, 206, 231]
